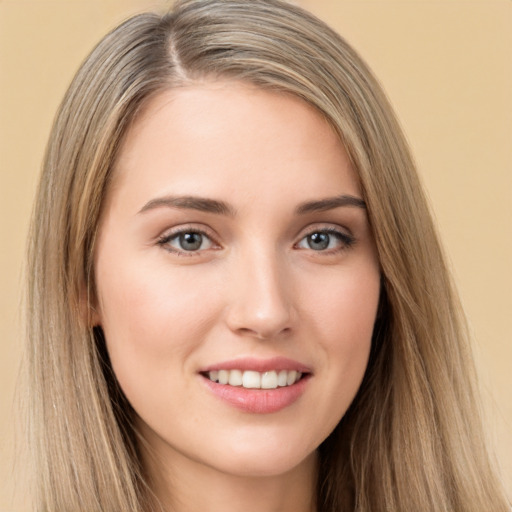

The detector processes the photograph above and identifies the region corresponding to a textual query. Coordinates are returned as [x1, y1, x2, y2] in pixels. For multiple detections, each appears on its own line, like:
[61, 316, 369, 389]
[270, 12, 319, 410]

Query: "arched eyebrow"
[295, 195, 366, 214]
[138, 195, 236, 216]
[138, 193, 366, 217]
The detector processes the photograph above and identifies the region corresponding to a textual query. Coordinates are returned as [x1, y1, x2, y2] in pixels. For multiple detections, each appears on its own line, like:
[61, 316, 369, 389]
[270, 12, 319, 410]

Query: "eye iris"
[179, 232, 203, 251]
[307, 232, 330, 250]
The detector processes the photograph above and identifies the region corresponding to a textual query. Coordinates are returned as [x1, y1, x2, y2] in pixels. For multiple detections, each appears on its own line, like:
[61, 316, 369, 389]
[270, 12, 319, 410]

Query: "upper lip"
[199, 356, 312, 374]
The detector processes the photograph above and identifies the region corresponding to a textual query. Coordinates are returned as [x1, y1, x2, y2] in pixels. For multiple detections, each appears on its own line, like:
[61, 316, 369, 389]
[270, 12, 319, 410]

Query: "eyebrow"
[295, 194, 366, 214]
[138, 193, 366, 217]
[138, 195, 235, 216]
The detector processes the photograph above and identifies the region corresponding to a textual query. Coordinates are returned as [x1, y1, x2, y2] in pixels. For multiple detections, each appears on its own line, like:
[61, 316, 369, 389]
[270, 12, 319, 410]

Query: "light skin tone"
[93, 80, 381, 512]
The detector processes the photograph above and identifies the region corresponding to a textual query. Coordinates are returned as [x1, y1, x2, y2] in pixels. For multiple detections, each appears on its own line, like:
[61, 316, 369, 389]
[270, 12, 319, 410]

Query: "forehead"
[109, 80, 361, 211]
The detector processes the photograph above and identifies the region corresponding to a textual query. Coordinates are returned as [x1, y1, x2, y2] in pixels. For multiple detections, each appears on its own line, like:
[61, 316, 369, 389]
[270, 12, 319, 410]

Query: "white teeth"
[207, 369, 303, 389]
[242, 371, 261, 389]
[261, 372, 277, 389]
[286, 370, 297, 386]
[228, 369, 243, 386]
[261, 371, 278, 389]
[218, 370, 229, 385]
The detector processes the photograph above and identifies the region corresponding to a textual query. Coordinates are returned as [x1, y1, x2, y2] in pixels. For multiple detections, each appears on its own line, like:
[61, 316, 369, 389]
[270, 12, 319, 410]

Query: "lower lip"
[201, 375, 309, 414]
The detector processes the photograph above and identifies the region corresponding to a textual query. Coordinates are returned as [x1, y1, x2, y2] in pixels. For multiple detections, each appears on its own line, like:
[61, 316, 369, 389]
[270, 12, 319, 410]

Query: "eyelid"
[157, 224, 221, 255]
[155, 222, 355, 256]
[296, 222, 353, 240]
[294, 224, 356, 252]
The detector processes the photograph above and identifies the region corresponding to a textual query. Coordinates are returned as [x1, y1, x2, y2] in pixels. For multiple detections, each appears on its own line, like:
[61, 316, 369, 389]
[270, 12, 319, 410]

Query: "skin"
[93, 81, 381, 512]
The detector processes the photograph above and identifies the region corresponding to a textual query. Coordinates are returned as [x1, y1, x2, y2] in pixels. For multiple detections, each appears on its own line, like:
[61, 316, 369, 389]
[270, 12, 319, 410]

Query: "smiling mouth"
[202, 369, 304, 389]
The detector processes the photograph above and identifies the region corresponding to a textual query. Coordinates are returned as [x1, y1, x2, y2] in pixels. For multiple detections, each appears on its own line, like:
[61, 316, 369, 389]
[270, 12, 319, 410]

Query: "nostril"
[235, 325, 292, 340]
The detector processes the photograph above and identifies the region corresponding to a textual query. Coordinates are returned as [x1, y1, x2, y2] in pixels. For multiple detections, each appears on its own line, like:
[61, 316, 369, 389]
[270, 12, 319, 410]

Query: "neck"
[142, 441, 318, 512]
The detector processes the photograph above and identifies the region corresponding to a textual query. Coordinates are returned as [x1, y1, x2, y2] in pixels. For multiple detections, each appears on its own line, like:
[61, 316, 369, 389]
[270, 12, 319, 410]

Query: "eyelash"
[294, 227, 356, 254]
[156, 226, 356, 256]
[157, 227, 219, 256]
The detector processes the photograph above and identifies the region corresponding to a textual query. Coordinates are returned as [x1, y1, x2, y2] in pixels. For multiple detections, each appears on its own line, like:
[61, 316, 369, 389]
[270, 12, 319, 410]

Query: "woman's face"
[94, 81, 380, 479]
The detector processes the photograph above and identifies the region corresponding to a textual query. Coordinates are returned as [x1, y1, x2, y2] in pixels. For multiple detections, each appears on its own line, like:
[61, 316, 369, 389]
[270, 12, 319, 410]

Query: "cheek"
[300, 262, 380, 418]
[305, 260, 380, 345]
[95, 260, 221, 397]
[99, 256, 218, 335]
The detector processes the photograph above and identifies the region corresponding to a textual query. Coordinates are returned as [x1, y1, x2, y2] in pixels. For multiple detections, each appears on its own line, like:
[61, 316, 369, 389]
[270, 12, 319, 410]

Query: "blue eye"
[296, 229, 354, 252]
[159, 230, 215, 253]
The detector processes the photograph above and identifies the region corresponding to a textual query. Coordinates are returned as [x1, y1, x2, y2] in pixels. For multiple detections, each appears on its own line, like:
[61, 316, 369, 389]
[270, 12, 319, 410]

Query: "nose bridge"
[226, 243, 294, 339]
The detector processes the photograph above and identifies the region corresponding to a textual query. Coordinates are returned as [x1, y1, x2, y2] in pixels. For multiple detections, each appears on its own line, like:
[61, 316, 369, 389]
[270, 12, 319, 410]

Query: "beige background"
[1, 0, 510, 509]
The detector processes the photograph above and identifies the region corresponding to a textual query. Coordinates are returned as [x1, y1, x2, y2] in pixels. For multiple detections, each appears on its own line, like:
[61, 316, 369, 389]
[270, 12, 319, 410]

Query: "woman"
[22, 0, 509, 510]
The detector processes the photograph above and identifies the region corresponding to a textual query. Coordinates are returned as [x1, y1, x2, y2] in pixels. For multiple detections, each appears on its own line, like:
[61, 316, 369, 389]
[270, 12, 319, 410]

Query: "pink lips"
[199, 357, 311, 414]
[201, 356, 312, 373]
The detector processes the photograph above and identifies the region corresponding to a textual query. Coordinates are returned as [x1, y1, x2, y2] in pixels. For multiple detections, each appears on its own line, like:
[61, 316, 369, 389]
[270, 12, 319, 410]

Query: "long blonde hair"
[23, 0, 509, 510]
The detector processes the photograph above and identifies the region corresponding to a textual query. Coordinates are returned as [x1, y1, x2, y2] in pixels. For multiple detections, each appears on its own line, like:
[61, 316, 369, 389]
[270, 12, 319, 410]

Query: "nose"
[225, 248, 295, 340]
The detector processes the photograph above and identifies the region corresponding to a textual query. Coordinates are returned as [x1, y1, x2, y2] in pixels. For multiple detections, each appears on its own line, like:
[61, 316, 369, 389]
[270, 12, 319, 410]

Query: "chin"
[200, 436, 318, 478]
